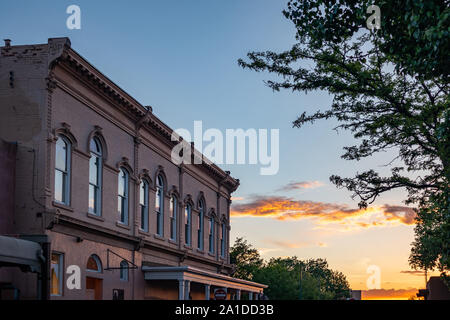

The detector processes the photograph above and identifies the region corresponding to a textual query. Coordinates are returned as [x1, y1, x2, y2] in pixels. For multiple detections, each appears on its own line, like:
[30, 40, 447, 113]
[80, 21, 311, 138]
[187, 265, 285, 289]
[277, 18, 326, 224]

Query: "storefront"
[142, 266, 267, 300]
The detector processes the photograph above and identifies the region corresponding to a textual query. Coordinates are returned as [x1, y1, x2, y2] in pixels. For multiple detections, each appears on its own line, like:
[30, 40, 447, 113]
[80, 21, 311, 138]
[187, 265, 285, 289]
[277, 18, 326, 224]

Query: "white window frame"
[198, 200, 204, 250]
[156, 175, 164, 236]
[209, 217, 215, 254]
[118, 167, 129, 225]
[185, 204, 191, 246]
[221, 223, 226, 258]
[140, 180, 149, 232]
[54, 136, 71, 205]
[88, 137, 102, 216]
[170, 195, 177, 241]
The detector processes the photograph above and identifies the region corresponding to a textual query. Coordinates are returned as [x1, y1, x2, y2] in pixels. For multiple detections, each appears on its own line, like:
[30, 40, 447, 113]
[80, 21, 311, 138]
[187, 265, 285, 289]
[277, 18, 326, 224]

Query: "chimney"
[4, 39, 11, 47]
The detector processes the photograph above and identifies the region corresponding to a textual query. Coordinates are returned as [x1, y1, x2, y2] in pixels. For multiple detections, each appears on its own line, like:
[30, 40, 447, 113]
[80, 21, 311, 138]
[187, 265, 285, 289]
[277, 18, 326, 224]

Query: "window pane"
[141, 205, 147, 231]
[54, 170, 64, 202]
[51, 253, 62, 295]
[185, 206, 189, 223]
[120, 261, 128, 281]
[118, 170, 125, 196]
[87, 255, 101, 272]
[55, 138, 67, 171]
[89, 155, 98, 185]
[140, 182, 146, 206]
[155, 188, 161, 212]
[157, 175, 163, 188]
[90, 138, 101, 154]
[89, 184, 96, 213]
[118, 197, 123, 221]
[157, 212, 161, 235]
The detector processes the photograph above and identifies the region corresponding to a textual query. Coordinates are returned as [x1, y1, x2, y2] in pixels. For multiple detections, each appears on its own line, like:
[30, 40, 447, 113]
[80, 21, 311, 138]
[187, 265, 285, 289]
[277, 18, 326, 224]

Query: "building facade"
[0, 38, 266, 300]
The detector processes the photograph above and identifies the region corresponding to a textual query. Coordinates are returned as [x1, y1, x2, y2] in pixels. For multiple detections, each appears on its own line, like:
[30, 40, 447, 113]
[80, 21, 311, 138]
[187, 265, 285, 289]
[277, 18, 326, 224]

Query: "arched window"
[170, 195, 177, 241]
[118, 168, 129, 224]
[197, 199, 204, 250]
[86, 254, 102, 273]
[155, 175, 164, 236]
[119, 260, 129, 281]
[54, 135, 71, 205]
[140, 180, 149, 232]
[208, 217, 215, 254]
[185, 204, 191, 246]
[89, 137, 102, 215]
[221, 222, 226, 258]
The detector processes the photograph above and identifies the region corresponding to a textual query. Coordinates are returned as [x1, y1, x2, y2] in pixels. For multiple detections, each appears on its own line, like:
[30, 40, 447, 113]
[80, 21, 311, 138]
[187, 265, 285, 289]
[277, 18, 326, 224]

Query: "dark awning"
[0, 235, 43, 272]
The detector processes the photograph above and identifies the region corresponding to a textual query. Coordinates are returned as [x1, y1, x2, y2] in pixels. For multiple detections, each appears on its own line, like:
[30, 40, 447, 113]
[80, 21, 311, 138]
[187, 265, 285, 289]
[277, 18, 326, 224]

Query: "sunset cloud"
[362, 288, 419, 300]
[400, 270, 425, 276]
[230, 195, 416, 229]
[277, 180, 325, 192]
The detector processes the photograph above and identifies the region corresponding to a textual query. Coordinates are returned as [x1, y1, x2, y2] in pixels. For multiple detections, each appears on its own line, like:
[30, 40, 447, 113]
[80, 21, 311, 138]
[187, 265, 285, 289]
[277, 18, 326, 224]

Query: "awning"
[0, 235, 43, 272]
[142, 265, 267, 293]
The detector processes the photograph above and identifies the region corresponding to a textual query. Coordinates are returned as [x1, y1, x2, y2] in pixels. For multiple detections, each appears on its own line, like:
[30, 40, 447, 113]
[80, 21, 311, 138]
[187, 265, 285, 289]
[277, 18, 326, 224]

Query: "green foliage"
[230, 239, 350, 300]
[238, 0, 449, 283]
[410, 190, 450, 286]
[229, 237, 264, 281]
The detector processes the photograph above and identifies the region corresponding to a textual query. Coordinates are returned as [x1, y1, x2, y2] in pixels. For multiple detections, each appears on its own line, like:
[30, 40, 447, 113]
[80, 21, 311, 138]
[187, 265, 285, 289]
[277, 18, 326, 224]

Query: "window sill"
[208, 252, 215, 257]
[116, 222, 130, 230]
[52, 201, 73, 212]
[86, 212, 104, 221]
[184, 244, 192, 250]
[168, 239, 178, 245]
[196, 248, 205, 254]
[153, 234, 165, 242]
[138, 229, 150, 236]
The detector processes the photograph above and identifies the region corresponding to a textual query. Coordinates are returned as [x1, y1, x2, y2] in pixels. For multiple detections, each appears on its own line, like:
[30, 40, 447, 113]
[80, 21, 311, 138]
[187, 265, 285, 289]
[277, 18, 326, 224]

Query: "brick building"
[0, 38, 266, 300]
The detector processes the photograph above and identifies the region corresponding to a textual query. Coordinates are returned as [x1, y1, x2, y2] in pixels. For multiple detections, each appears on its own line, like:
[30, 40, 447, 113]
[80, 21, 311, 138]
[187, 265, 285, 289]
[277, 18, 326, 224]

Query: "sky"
[0, 0, 435, 299]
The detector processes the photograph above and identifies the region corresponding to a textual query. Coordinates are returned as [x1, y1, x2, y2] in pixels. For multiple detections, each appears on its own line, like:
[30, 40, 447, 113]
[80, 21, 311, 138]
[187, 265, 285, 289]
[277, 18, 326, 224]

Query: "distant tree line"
[230, 237, 350, 300]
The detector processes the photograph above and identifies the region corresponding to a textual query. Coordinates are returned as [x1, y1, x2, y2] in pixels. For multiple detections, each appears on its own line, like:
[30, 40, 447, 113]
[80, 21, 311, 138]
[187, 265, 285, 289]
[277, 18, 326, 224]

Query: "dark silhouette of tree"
[238, 0, 449, 284]
[230, 237, 264, 281]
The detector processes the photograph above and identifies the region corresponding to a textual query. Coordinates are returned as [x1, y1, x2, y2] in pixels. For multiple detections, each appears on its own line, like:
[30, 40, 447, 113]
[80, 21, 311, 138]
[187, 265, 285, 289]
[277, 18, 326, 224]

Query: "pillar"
[178, 280, 185, 300]
[249, 292, 253, 300]
[236, 289, 241, 300]
[184, 280, 191, 300]
[205, 284, 210, 300]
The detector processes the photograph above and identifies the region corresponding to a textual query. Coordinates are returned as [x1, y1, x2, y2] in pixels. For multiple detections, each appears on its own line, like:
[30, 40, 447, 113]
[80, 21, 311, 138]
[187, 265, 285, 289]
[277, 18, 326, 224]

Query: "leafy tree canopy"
[238, 0, 449, 282]
[230, 238, 350, 299]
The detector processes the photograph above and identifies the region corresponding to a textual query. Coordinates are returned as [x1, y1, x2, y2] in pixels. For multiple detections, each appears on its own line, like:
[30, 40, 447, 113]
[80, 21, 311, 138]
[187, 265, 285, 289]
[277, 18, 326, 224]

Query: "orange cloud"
[400, 270, 426, 276]
[362, 288, 419, 300]
[271, 240, 307, 249]
[277, 181, 324, 192]
[268, 240, 328, 249]
[230, 196, 416, 229]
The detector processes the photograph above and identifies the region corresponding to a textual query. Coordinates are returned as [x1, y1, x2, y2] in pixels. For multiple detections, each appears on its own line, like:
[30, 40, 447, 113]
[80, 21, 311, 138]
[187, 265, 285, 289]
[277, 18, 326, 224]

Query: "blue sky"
[1, 1, 426, 293]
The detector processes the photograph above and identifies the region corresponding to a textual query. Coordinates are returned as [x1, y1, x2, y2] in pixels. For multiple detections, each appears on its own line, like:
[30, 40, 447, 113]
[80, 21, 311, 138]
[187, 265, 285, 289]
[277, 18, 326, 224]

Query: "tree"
[229, 237, 263, 281]
[230, 239, 351, 300]
[252, 257, 350, 300]
[238, 0, 449, 282]
[409, 191, 450, 287]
